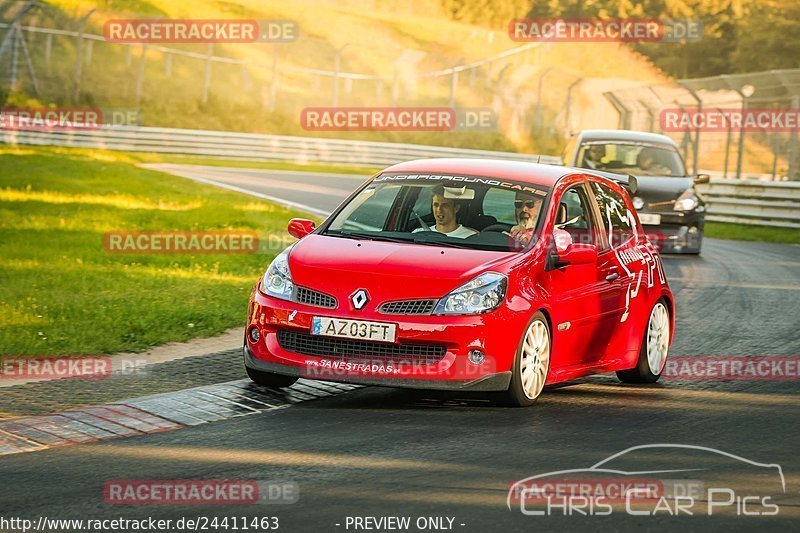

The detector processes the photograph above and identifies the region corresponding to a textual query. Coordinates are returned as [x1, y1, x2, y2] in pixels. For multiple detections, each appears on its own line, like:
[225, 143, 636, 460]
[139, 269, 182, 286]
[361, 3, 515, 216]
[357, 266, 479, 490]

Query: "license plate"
[311, 317, 396, 343]
[638, 213, 662, 225]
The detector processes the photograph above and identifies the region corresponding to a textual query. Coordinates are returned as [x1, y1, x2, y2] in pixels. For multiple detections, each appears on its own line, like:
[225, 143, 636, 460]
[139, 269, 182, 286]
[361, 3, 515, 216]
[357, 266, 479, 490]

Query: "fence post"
[723, 109, 732, 178]
[679, 83, 702, 175]
[201, 43, 213, 104]
[241, 64, 249, 90]
[564, 78, 582, 137]
[448, 66, 459, 108]
[735, 97, 748, 179]
[72, 9, 95, 102]
[534, 67, 553, 130]
[391, 64, 399, 107]
[332, 43, 350, 108]
[45, 33, 52, 68]
[135, 43, 147, 105]
[10, 25, 19, 89]
[788, 96, 799, 180]
[268, 44, 279, 112]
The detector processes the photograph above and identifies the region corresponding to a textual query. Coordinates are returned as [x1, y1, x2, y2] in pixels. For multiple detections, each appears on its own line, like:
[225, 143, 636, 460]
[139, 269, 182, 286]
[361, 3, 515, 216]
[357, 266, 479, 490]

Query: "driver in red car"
[509, 191, 543, 246]
[412, 185, 478, 238]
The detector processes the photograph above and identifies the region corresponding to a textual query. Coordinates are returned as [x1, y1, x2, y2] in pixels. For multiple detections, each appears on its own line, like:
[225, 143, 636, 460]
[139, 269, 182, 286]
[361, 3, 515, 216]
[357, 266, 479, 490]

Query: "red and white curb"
[0, 379, 359, 456]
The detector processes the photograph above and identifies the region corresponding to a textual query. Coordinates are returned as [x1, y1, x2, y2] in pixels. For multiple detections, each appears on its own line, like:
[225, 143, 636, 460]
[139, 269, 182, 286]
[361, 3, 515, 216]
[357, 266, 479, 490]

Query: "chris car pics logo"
[508, 444, 784, 517]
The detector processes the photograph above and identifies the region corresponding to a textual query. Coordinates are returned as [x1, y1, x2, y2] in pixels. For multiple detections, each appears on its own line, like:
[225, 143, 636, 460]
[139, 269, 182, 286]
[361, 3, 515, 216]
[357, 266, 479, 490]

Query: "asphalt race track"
[1, 165, 798, 532]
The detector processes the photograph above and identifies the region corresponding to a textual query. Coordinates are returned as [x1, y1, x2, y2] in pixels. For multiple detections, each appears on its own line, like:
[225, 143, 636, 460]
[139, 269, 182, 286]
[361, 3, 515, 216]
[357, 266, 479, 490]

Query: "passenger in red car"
[510, 191, 543, 246]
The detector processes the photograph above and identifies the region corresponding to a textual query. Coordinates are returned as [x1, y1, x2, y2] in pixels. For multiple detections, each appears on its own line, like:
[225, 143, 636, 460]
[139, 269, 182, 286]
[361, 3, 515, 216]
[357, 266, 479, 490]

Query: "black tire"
[497, 311, 551, 407]
[246, 366, 298, 388]
[617, 299, 670, 384]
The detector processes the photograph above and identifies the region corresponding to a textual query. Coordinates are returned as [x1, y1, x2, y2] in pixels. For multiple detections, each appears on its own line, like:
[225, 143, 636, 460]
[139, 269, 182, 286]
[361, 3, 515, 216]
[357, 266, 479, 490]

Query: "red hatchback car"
[244, 159, 674, 406]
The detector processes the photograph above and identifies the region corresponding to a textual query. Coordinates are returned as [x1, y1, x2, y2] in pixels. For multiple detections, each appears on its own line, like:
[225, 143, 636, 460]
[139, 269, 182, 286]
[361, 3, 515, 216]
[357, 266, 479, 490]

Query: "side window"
[343, 184, 402, 231]
[591, 182, 634, 248]
[555, 186, 594, 245]
[483, 188, 517, 225]
[406, 186, 433, 229]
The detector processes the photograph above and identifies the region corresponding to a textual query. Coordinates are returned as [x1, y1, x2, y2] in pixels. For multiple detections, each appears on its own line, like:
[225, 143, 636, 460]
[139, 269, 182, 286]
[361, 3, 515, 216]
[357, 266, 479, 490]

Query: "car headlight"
[632, 196, 645, 210]
[260, 247, 294, 300]
[674, 189, 699, 211]
[434, 272, 507, 315]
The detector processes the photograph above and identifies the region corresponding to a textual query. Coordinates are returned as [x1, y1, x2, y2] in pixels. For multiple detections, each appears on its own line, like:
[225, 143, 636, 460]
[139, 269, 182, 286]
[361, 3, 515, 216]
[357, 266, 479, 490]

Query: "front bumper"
[640, 211, 705, 254]
[244, 345, 511, 391]
[244, 289, 524, 392]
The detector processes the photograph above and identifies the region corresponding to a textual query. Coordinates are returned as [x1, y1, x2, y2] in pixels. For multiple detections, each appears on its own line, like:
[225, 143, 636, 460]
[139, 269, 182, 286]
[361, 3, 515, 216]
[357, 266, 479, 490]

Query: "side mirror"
[562, 243, 598, 265]
[288, 218, 316, 239]
[694, 173, 711, 185]
[546, 230, 598, 270]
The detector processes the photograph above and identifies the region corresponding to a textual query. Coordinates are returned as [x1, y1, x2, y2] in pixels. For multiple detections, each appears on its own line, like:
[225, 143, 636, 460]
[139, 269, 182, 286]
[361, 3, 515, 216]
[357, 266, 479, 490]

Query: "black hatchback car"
[563, 129, 708, 254]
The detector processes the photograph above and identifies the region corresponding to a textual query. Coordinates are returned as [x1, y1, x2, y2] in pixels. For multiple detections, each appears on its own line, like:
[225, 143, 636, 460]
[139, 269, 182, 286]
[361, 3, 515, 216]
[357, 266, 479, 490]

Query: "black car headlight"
[674, 189, 699, 212]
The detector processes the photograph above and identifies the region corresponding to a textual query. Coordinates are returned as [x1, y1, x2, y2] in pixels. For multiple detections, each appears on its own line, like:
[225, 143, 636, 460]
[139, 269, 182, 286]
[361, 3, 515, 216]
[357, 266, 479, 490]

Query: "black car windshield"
[577, 142, 687, 176]
[321, 173, 551, 252]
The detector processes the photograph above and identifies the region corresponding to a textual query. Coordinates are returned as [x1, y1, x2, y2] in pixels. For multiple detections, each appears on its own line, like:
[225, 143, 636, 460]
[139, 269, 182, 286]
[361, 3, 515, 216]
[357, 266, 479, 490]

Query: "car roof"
[381, 158, 572, 188]
[577, 129, 677, 147]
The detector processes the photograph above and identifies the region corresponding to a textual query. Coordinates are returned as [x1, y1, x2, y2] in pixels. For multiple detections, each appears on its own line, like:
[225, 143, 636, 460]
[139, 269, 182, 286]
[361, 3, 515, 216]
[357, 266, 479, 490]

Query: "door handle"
[605, 273, 619, 282]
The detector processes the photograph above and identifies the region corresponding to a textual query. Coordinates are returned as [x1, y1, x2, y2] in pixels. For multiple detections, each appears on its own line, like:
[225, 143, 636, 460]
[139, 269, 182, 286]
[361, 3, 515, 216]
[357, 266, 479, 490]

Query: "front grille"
[295, 286, 337, 309]
[277, 330, 446, 366]
[379, 299, 438, 315]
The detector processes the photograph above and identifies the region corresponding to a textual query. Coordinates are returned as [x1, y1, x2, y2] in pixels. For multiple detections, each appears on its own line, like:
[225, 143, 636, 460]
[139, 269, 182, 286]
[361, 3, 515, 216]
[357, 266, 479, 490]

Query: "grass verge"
[0, 145, 320, 356]
[705, 221, 800, 245]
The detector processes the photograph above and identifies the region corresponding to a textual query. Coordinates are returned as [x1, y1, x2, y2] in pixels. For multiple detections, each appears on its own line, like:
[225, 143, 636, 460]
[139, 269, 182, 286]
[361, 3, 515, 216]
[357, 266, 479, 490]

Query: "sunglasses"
[514, 200, 539, 209]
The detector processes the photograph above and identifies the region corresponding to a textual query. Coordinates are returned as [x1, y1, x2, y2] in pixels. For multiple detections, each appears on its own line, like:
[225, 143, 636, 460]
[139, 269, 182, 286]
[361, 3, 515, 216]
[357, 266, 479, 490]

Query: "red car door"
[588, 180, 640, 362]
[544, 183, 612, 368]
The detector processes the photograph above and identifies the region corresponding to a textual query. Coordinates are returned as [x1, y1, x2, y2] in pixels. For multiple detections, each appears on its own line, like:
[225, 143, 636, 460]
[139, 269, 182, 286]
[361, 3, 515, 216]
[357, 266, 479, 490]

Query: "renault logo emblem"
[350, 289, 369, 310]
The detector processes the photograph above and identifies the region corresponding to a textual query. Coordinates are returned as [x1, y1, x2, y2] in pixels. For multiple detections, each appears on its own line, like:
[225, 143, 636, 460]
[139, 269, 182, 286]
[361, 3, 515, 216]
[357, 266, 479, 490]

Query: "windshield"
[577, 142, 687, 176]
[322, 173, 551, 252]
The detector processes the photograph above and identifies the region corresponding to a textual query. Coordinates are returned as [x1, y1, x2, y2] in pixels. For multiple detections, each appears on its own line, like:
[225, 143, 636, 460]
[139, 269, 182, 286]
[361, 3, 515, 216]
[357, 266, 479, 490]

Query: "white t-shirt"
[413, 224, 478, 238]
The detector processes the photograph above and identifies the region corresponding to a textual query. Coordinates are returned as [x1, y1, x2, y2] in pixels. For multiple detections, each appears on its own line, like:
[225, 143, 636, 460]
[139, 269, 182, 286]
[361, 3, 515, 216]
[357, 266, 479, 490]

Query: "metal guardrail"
[698, 179, 800, 229]
[2, 125, 798, 228]
[0, 125, 563, 167]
